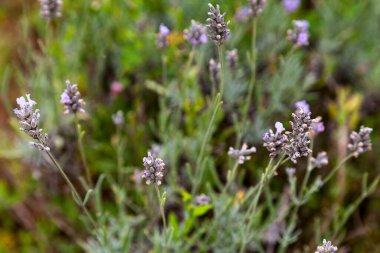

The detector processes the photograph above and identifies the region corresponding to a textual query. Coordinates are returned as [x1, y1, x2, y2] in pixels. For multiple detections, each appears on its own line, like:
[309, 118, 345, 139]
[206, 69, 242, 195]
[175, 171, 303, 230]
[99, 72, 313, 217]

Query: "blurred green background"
[0, 0, 379, 252]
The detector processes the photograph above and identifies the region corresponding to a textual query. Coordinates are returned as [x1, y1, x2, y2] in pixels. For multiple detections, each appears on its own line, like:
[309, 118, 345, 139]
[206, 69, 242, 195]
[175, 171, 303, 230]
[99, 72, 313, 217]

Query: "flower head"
[282, 0, 300, 13]
[39, 0, 63, 21]
[184, 20, 208, 46]
[263, 122, 288, 158]
[157, 24, 170, 49]
[110, 81, 124, 96]
[226, 49, 239, 70]
[295, 100, 310, 113]
[287, 20, 310, 48]
[112, 110, 124, 126]
[228, 143, 256, 164]
[234, 6, 251, 23]
[315, 239, 338, 253]
[248, 0, 267, 17]
[283, 108, 313, 163]
[311, 151, 328, 168]
[311, 116, 325, 136]
[60, 80, 85, 115]
[142, 152, 165, 185]
[195, 194, 211, 206]
[13, 94, 49, 151]
[206, 3, 231, 46]
[347, 126, 373, 157]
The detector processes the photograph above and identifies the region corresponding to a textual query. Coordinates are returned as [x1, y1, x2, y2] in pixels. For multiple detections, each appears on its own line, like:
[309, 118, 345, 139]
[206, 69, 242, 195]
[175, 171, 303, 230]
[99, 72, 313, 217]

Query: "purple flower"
[184, 20, 208, 46]
[311, 116, 325, 135]
[234, 6, 251, 23]
[282, 0, 301, 13]
[287, 20, 310, 48]
[295, 100, 310, 113]
[157, 24, 170, 49]
[228, 143, 256, 164]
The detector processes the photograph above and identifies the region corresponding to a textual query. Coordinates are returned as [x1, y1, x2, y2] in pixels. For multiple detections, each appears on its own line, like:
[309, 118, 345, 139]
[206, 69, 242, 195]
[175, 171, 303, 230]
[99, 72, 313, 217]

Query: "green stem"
[299, 139, 314, 198]
[223, 161, 240, 194]
[239, 17, 257, 145]
[155, 185, 167, 251]
[116, 126, 123, 184]
[45, 150, 97, 229]
[75, 116, 93, 187]
[218, 45, 225, 96]
[323, 154, 353, 185]
[192, 94, 222, 194]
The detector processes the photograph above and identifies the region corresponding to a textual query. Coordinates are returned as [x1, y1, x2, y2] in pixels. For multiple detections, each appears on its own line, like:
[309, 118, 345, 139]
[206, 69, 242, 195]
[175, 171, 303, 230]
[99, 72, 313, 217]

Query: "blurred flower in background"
[282, 0, 301, 13]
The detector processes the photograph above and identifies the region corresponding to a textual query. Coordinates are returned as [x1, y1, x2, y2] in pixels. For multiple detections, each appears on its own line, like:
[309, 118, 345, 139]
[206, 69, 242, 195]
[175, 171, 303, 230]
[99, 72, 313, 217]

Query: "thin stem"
[218, 45, 225, 96]
[45, 150, 97, 229]
[323, 154, 353, 185]
[155, 185, 167, 230]
[162, 54, 168, 87]
[239, 17, 257, 145]
[223, 161, 240, 194]
[193, 94, 222, 194]
[75, 116, 93, 187]
[299, 138, 314, 198]
[116, 125, 124, 184]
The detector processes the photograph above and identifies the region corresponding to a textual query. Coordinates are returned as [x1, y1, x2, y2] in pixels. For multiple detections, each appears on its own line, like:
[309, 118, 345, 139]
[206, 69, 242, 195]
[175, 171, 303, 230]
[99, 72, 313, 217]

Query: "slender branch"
[74, 115, 93, 187]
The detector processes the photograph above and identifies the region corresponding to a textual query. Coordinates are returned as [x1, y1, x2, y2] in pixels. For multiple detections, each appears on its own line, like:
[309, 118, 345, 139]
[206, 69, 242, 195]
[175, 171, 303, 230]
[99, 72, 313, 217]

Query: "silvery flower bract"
[13, 94, 49, 151]
[206, 3, 231, 46]
[142, 152, 165, 185]
[226, 49, 239, 70]
[209, 58, 221, 84]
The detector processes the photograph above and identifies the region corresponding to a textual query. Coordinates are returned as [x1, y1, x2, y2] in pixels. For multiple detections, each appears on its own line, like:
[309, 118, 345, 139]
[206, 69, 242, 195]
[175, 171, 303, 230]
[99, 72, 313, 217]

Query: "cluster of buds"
[112, 110, 124, 126]
[184, 20, 208, 46]
[315, 239, 338, 253]
[195, 194, 211, 206]
[142, 152, 165, 185]
[228, 143, 256, 164]
[39, 0, 63, 21]
[263, 122, 288, 158]
[13, 94, 50, 151]
[206, 3, 231, 46]
[287, 20, 310, 48]
[348, 126, 373, 157]
[248, 0, 267, 17]
[311, 151, 328, 168]
[60, 80, 85, 115]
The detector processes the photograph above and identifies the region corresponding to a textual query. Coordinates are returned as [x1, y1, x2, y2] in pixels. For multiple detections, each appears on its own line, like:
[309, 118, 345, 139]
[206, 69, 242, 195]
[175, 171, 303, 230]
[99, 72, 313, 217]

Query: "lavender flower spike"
[347, 126, 373, 157]
[184, 20, 208, 46]
[315, 239, 338, 253]
[60, 80, 85, 115]
[206, 3, 231, 46]
[248, 0, 267, 17]
[112, 110, 124, 126]
[39, 0, 63, 21]
[195, 194, 211, 206]
[282, 0, 300, 13]
[263, 122, 288, 158]
[13, 94, 50, 151]
[287, 19, 310, 48]
[142, 152, 165, 185]
[283, 108, 313, 163]
[228, 143, 256, 164]
[156, 24, 170, 49]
